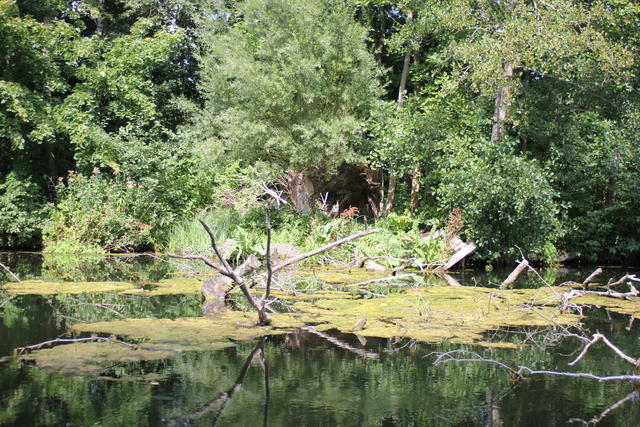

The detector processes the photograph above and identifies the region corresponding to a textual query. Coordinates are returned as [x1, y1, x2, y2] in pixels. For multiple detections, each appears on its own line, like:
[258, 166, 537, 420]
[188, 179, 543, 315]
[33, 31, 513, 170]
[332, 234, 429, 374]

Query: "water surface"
[1, 253, 639, 426]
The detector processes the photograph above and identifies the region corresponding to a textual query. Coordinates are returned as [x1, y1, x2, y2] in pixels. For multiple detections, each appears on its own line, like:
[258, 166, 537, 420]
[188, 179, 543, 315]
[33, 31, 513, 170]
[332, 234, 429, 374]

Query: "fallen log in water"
[437, 241, 476, 271]
[499, 259, 529, 290]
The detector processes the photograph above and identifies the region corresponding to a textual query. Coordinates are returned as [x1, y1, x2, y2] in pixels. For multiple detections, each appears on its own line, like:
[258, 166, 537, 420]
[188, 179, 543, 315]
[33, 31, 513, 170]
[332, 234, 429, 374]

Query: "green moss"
[274, 285, 578, 345]
[72, 312, 287, 351]
[21, 342, 176, 376]
[3, 280, 138, 295]
[122, 278, 203, 296]
[573, 294, 640, 316]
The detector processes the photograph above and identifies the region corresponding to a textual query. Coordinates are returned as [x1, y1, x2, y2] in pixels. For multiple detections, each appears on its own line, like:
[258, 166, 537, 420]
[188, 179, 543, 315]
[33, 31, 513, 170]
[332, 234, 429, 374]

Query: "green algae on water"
[3, 280, 138, 295]
[21, 342, 176, 376]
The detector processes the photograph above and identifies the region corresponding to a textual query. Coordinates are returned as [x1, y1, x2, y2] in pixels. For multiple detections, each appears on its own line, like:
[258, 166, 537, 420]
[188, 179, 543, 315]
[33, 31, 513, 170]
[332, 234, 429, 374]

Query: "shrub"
[438, 140, 563, 262]
[44, 172, 165, 252]
[0, 171, 49, 248]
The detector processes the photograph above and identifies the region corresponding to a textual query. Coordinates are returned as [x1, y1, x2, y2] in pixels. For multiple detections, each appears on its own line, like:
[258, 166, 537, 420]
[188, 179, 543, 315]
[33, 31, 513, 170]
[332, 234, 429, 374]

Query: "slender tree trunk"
[384, 10, 414, 216]
[384, 172, 397, 215]
[409, 164, 421, 213]
[605, 176, 616, 208]
[491, 63, 515, 143]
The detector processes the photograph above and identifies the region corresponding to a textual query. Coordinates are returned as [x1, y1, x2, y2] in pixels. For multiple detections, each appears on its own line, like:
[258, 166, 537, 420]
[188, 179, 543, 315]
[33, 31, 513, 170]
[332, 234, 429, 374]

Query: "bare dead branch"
[261, 215, 273, 315]
[262, 183, 288, 206]
[167, 253, 229, 277]
[499, 259, 529, 290]
[569, 333, 639, 367]
[438, 241, 477, 271]
[606, 274, 637, 291]
[516, 368, 640, 382]
[583, 268, 603, 286]
[0, 261, 20, 282]
[431, 350, 521, 378]
[301, 326, 379, 359]
[441, 273, 462, 287]
[272, 228, 383, 273]
[199, 219, 236, 277]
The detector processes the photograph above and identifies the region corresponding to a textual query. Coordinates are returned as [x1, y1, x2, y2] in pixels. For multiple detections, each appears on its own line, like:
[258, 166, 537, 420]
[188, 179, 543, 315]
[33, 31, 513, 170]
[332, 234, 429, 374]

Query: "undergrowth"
[163, 207, 449, 267]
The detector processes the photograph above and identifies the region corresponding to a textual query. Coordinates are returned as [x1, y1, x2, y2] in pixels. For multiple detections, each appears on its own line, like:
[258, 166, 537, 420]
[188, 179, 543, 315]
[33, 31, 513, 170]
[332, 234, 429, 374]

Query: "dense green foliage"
[1, 0, 639, 263]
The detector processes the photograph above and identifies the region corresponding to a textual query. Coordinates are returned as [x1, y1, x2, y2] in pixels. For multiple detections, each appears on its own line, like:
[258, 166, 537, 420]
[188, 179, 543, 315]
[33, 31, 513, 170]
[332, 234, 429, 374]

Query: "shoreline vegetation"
[2, 0, 639, 266]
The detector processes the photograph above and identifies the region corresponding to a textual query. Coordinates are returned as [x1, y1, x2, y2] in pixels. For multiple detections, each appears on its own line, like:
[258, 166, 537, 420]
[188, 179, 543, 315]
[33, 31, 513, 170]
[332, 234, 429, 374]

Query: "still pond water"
[1, 253, 640, 426]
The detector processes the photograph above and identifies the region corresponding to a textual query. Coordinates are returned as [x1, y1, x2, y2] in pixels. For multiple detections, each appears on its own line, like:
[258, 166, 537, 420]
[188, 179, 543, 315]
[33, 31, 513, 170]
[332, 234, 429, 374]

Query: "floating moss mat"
[20, 284, 585, 374]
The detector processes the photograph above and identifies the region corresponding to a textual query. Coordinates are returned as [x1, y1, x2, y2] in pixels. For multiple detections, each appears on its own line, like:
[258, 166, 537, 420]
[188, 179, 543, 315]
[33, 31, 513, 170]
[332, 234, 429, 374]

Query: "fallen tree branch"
[500, 259, 529, 290]
[0, 261, 20, 282]
[170, 222, 381, 325]
[583, 268, 603, 286]
[272, 228, 383, 273]
[437, 241, 476, 271]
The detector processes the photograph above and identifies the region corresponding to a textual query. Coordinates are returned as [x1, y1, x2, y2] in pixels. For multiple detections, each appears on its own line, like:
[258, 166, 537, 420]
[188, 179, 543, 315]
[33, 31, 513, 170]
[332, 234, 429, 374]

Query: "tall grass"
[163, 209, 240, 254]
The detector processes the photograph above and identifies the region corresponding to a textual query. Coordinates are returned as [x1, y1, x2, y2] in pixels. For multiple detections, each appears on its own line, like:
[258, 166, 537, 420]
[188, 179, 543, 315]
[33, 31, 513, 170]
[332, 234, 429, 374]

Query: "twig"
[0, 261, 20, 282]
[431, 350, 521, 378]
[272, 228, 383, 273]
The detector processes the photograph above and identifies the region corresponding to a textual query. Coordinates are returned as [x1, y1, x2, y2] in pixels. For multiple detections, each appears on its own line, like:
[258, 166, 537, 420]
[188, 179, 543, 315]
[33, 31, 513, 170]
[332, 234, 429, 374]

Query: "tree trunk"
[382, 10, 414, 217]
[409, 163, 421, 213]
[491, 63, 515, 143]
[383, 172, 397, 216]
[396, 10, 413, 108]
[44, 142, 57, 182]
[287, 171, 315, 213]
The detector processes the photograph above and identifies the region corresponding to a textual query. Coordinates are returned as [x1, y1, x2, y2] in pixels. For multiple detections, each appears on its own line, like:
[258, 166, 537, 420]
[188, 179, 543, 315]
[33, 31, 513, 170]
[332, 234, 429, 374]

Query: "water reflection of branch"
[0, 295, 17, 309]
[167, 338, 268, 426]
[258, 342, 270, 427]
[301, 326, 380, 359]
[17, 336, 151, 354]
[431, 350, 640, 382]
[568, 391, 639, 426]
